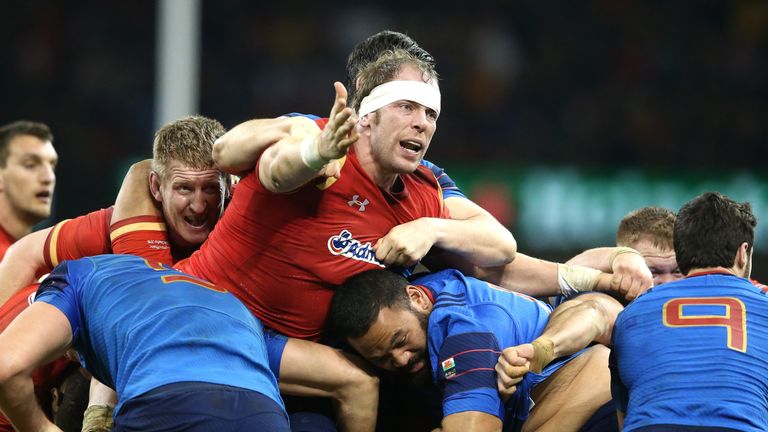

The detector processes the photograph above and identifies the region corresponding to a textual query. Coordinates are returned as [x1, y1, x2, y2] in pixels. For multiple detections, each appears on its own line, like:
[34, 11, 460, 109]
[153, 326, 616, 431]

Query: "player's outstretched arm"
[212, 116, 301, 175]
[0, 228, 51, 306]
[258, 82, 358, 194]
[374, 196, 517, 268]
[568, 247, 653, 301]
[0, 302, 72, 432]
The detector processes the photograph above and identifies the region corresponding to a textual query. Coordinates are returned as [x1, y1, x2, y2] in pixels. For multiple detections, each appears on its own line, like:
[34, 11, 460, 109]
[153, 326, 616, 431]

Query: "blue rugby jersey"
[35, 254, 282, 415]
[413, 269, 584, 424]
[611, 272, 768, 431]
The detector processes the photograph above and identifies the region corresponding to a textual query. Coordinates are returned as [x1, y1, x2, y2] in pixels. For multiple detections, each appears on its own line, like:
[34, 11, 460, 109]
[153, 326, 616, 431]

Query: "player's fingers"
[628, 278, 644, 301]
[328, 82, 347, 120]
[495, 363, 527, 387]
[611, 273, 626, 295]
[334, 119, 354, 142]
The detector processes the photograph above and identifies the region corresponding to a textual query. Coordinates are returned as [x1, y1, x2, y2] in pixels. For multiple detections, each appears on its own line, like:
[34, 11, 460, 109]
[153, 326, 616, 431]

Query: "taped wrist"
[82, 404, 114, 432]
[557, 263, 601, 297]
[299, 134, 330, 171]
[529, 338, 555, 374]
[608, 247, 642, 270]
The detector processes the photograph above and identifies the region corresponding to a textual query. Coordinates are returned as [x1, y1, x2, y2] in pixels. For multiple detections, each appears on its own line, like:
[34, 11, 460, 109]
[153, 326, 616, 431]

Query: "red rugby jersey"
[175, 145, 447, 340]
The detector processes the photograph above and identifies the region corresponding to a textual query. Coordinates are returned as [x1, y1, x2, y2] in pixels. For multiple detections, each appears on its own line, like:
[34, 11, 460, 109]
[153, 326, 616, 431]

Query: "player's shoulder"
[413, 269, 468, 298]
[281, 112, 327, 130]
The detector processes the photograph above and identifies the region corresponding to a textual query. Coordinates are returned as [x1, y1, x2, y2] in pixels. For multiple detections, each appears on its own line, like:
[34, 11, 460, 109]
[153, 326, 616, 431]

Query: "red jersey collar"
[414, 284, 435, 305]
[686, 269, 737, 278]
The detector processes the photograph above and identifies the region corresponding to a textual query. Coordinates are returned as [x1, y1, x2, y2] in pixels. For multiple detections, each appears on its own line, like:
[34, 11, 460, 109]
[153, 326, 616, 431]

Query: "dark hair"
[0, 120, 54, 166]
[329, 269, 411, 339]
[616, 206, 676, 250]
[53, 368, 90, 432]
[674, 192, 757, 274]
[346, 30, 435, 103]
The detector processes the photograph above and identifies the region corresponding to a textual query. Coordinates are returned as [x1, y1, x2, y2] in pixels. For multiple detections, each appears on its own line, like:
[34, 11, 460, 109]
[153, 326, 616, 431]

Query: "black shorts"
[114, 381, 290, 432]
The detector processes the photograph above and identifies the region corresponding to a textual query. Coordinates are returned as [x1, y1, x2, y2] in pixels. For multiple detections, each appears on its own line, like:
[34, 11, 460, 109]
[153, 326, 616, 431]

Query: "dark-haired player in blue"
[0, 254, 289, 431]
[611, 191, 768, 431]
[329, 268, 623, 431]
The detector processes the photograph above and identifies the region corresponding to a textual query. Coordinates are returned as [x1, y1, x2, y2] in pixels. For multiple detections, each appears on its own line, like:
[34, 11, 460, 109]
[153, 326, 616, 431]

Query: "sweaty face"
[153, 161, 223, 249]
[366, 65, 438, 177]
[349, 305, 430, 378]
[631, 238, 683, 286]
[0, 135, 57, 222]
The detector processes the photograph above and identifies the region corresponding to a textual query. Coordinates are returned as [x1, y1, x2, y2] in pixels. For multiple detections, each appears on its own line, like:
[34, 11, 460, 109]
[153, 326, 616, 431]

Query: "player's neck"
[353, 141, 399, 191]
[687, 266, 745, 278]
[0, 201, 34, 240]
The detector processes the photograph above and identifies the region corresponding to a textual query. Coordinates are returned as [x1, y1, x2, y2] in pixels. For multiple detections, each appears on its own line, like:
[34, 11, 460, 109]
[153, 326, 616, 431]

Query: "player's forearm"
[213, 117, 304, 174]
[537, 293, 620, 359]
[258, 134, 326, 194]
[566, 247, 617, 272]
[0, 229, 50, 305]
[112, 160, 161, 223]
[0, 374, 57, 431]
[428, 216, 516, 267]
[473, 253, 559, 296]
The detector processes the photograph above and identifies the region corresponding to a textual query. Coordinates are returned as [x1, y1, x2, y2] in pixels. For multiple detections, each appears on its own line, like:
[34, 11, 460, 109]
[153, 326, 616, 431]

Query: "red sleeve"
[0, 285, 38, 332]
[110, 215, 173, 265]
[43, 208, 114, 269]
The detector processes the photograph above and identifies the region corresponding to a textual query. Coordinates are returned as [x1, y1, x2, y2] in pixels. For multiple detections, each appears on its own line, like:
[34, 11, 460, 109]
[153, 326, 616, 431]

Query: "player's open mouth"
[184, 215, 208, 228]
[400, 140, 422, 154]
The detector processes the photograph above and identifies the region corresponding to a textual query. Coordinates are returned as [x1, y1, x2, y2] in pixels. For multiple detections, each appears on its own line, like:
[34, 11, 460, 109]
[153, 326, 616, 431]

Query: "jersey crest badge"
[441, 357, 456, 378]
[327, 229, 384, 267]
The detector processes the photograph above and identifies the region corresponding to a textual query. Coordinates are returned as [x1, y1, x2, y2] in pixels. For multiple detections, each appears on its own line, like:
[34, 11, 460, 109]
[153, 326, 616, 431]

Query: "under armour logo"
[347, 195, 369, 212]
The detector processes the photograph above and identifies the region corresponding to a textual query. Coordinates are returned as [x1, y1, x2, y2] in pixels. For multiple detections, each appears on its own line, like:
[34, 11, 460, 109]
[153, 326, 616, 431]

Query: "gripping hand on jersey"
[495, 344, 534, 401]
[608, 251, 653, 301]
[374, 218, 438, 267]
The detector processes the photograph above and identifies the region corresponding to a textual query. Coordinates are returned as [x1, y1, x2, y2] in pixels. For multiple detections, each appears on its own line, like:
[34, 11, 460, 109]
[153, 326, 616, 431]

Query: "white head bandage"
[358, 80, 441, 118]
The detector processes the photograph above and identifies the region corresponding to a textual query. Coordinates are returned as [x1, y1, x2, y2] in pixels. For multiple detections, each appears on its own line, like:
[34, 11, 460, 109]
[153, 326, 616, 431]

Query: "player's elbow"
[498, 232, 517, 264]
[212, 136, 244, 174]
[0, 353, 31, 387]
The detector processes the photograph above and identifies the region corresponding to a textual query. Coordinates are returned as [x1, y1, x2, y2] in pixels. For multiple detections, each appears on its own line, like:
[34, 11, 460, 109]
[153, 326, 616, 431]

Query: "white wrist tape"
[557, 263, 601, 297]
[358, 80, 441, 118]
[608, 247, 642, 270]
[299, 134, 329, 171]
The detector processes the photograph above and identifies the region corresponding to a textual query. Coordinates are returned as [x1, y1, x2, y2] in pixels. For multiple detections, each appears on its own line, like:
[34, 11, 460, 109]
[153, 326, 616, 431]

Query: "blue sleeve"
[34, 260, 86, 345]
[281, 112, 321, 120]
[438, 332, 505, 420]
[420, 159, 466, 199]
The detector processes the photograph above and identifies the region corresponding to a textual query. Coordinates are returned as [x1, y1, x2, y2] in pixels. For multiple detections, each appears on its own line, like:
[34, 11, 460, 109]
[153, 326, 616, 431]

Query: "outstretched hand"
[318, 82, 358, 163]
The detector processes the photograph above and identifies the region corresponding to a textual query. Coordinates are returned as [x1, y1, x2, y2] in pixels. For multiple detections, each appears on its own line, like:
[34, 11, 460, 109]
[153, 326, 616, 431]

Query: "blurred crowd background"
[2, 0, 767, 277]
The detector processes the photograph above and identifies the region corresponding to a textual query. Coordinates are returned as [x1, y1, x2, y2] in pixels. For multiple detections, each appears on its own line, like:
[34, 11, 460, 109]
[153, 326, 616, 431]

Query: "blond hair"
[152, 116, 225, 179]
[616, 206, 676, 251]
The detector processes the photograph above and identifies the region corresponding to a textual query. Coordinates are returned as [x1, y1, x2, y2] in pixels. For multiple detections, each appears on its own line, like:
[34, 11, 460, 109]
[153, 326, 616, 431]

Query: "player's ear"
[735, 241, 750, 272]
[405, 285, 430, 312]
[148, 171, 163, 202]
